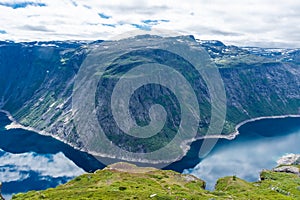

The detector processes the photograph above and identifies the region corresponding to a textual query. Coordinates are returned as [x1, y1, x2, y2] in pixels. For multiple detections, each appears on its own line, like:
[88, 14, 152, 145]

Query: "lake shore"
[0, 109, 83, 154]
[232, 114, 300, 137]
[193, 114, 300, 141]
[1, 109, 300, 164]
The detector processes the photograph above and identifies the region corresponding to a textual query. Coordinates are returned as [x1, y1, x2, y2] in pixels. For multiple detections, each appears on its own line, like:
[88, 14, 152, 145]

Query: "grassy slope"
[12, 163, 300, 200]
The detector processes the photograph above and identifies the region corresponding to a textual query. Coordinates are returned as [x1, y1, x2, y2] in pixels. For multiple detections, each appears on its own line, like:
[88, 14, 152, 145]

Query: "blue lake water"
[0, 112, 105, 199]
[0, 111, 300, 198]
[182, 117, 300, 190]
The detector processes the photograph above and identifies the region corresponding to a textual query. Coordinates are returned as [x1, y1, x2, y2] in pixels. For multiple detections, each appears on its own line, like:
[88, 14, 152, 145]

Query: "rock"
[105, 162, 157, 173]
[293, 157, 300, 165]
[277, 154, 300, 165]
[182, 174, 198, 182]
[273, 166, 300, 175]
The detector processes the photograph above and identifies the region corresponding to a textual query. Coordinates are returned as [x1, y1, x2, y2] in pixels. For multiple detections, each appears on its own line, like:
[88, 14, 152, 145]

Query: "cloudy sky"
[0, 0, 299, 47]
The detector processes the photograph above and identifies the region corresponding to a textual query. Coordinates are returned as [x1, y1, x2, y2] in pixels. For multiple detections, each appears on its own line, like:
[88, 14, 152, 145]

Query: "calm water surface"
[0, 112, 104, 199]
[182, 117, 300, 190]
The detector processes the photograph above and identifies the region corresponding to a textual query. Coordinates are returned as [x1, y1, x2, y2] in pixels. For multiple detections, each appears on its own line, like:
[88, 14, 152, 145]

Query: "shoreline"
[232, 114, 300, 138]
[0, 109, 84, 154]
[1, 109, 300, 164]
[194, 114, 300, 141]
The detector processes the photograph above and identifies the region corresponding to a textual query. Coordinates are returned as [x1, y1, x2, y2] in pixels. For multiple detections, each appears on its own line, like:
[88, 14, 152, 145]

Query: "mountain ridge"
[0, 35, 299, 163]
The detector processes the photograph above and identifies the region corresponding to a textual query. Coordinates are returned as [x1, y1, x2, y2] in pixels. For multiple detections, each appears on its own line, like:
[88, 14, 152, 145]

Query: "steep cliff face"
[0, 41, 88, 146]
[220, 62, 300, 131]
[0, 36, 299, 154]
[200, 40, 300, 132]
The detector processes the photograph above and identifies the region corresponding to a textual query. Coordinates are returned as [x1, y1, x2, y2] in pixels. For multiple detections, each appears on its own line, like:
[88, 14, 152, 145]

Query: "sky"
[0, 0, 300, 47]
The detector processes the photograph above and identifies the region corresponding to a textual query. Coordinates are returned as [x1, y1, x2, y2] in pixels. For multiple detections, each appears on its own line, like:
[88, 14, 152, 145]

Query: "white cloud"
[0, 150, 84, 183]
[0, 0, 299, 47]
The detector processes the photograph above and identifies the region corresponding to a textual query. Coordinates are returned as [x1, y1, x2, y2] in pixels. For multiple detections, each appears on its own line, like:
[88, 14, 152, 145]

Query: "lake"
[0, 111, 300, 198]
[0, 112, 105, 199]
[182, 117, 300, 190]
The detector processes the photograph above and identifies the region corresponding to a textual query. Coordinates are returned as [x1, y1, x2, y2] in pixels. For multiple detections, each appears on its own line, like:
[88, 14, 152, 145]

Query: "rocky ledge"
[277, 154, 300, 165]
[273, 166, 300, 175]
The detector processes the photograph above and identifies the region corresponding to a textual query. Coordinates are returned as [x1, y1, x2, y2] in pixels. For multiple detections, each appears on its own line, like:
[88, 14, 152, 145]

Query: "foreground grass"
[12, 163, 300, 200]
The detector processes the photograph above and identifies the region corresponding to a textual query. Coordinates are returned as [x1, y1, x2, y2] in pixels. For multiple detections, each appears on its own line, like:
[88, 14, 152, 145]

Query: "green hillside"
[12, 162, 300, 200]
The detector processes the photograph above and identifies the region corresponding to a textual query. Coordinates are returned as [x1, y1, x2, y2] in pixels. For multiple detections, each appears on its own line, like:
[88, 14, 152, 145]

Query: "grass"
[12, 163, 216, 200]
[214, 169, 300, 200]
[12, 163, 300, 200]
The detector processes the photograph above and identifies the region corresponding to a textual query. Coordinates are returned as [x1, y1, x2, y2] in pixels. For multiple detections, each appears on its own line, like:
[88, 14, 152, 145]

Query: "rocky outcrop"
[294, 158, 300, 165]
[273, 166, 300, 175]
[105, 162, 157, 173]
[277, 154, 300, 165]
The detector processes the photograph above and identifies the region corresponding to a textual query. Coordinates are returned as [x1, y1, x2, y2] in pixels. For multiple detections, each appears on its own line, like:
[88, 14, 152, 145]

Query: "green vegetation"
[0, 38, 300, 164]
[12, 163, 300, 200]
[0, 38, 300, 154]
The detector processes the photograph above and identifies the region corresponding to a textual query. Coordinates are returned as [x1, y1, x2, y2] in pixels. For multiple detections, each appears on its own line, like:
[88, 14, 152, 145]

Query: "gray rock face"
[277, 154, 300, 165]
[273, 166, 300, 175]
[294, 158, 300, 165]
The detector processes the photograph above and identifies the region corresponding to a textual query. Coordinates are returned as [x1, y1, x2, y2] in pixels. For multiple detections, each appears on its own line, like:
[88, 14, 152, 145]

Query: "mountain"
[0, 35, 299, 162]
[12, 162, 300, 199]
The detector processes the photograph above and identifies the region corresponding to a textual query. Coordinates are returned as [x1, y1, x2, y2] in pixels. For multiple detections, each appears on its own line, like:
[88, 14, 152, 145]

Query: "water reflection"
[184, 117, 300, 190]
